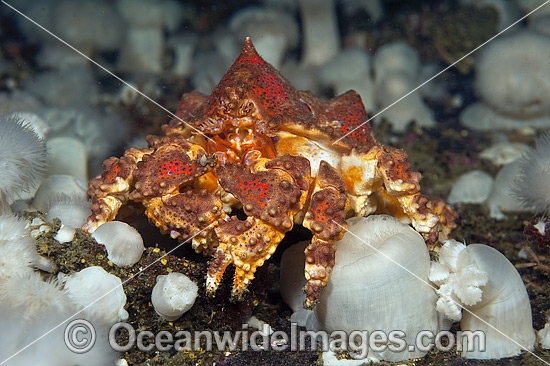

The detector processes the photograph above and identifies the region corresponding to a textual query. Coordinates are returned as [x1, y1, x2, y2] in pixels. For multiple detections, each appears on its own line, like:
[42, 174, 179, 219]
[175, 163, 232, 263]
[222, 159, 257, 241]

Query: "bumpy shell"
[312, 215, 438, 362]
[460, 244, 536, 359]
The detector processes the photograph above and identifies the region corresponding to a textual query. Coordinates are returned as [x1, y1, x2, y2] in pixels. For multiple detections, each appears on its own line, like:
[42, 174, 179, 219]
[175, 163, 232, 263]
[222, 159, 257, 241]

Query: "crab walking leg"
[375, 147, 457, 245]
[397, 194, 457, 246]
[208, 154, 311, 298]
[84, 147, 151, 233]
[207, 241, 234, 294]
[341, 146, 457, 246]
[302, 161, 350, 309]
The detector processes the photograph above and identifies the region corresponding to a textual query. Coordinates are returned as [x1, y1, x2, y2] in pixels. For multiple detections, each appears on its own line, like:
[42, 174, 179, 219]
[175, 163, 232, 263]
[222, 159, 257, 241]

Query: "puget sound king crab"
[84, 38, 456, 309]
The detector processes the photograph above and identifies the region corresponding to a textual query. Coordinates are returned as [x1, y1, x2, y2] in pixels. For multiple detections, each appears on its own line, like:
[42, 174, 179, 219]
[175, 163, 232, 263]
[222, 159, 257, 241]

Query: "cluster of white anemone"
[0, 82, 143, 366]
[281, 215, 538, 362]
[0, 214, 121, 365]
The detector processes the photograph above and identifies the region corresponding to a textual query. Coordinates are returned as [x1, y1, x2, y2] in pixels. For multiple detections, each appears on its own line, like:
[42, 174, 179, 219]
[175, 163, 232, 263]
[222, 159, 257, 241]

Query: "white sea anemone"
[51, 0, 123, 54]
[300, 0, 339, 66]
[166, 34, 197, 78]
[0, 115, 47, 208]
[341, 0, 384, 23]
[429, 240, 489, 322]
[45, 193, 91, 229]
[0, 272, 66, 320]
[475, 31, 550, 117]
[229, 7, 299, 69]
[116, 0, 176, 74]
[459, 244, 536, 359]
[539, 317, 550, 349]
[460, 102, 550, 131]
[0, 243, 116, 364]
[373, 41, 420, 82]
[0, 214, 51, 282]
[448, 170, 494, 205]
[319, 48, 375, 111]
[151, 272, 198, 321]
[0, 302, 117, 366]
[7, 111, 50, 140]
[60, 266, 129, 324]
[40, 106, 130, 174]
[91, 221, 144, 267]
[374, 71, 436, 132]
[480, 142, 531, 166]
[46, 136, 89, 182]
[513, 134, 550, 214]
[487, 161, 532, 219]
[25, 67, 99, 108]
[429, 240, 535, 359]
[32, 174, 88, 213]
[281, 215, 438, 362]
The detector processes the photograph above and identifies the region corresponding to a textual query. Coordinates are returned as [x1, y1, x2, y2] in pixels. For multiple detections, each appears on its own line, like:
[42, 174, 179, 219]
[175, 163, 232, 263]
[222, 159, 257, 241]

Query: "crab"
[84, 38, 456, 309]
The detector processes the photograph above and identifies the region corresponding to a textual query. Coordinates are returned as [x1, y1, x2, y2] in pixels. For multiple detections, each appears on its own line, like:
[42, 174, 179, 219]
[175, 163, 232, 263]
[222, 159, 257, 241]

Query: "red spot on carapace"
[236, 177, 272, 210]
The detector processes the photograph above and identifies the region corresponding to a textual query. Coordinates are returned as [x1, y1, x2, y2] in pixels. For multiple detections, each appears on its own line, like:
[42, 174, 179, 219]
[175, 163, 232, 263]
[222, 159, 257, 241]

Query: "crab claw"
[206, 217, 284, 300]
[129, 136, 217, 201]
[84, 136, 217, 234]
[144, 189, 227, 254]
[206, 154, 311, 298]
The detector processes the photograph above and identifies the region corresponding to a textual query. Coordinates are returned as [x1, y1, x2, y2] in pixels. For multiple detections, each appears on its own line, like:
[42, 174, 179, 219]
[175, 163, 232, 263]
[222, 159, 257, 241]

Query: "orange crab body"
[84, 39, 456, 308]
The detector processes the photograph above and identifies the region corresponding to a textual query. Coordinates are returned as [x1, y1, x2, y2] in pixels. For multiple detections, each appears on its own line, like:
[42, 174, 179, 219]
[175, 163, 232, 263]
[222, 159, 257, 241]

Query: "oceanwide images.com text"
[66, 320, 487, 358]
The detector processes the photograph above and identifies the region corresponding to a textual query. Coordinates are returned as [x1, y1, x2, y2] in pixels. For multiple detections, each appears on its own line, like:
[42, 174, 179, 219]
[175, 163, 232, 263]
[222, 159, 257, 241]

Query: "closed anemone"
[45, 193, 91, 229]
[281, 215, 439, 362]
[151, 272, 198, 321]
[459, 244, 536, 359]
[91, 221, 144, 267]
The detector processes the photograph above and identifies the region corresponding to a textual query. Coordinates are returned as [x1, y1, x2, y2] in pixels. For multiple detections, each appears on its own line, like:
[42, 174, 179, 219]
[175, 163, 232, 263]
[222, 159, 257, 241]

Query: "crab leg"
[84, 146, 151, 233]
[302, 161, 350, 309]
[341, 146, 456, 246]
[84, 136, 217, 234]
[144, 189, 227, 254]
[209, 154, 310, 299]
[375, 146, 457, 244]
[208, 216, 285, 299]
